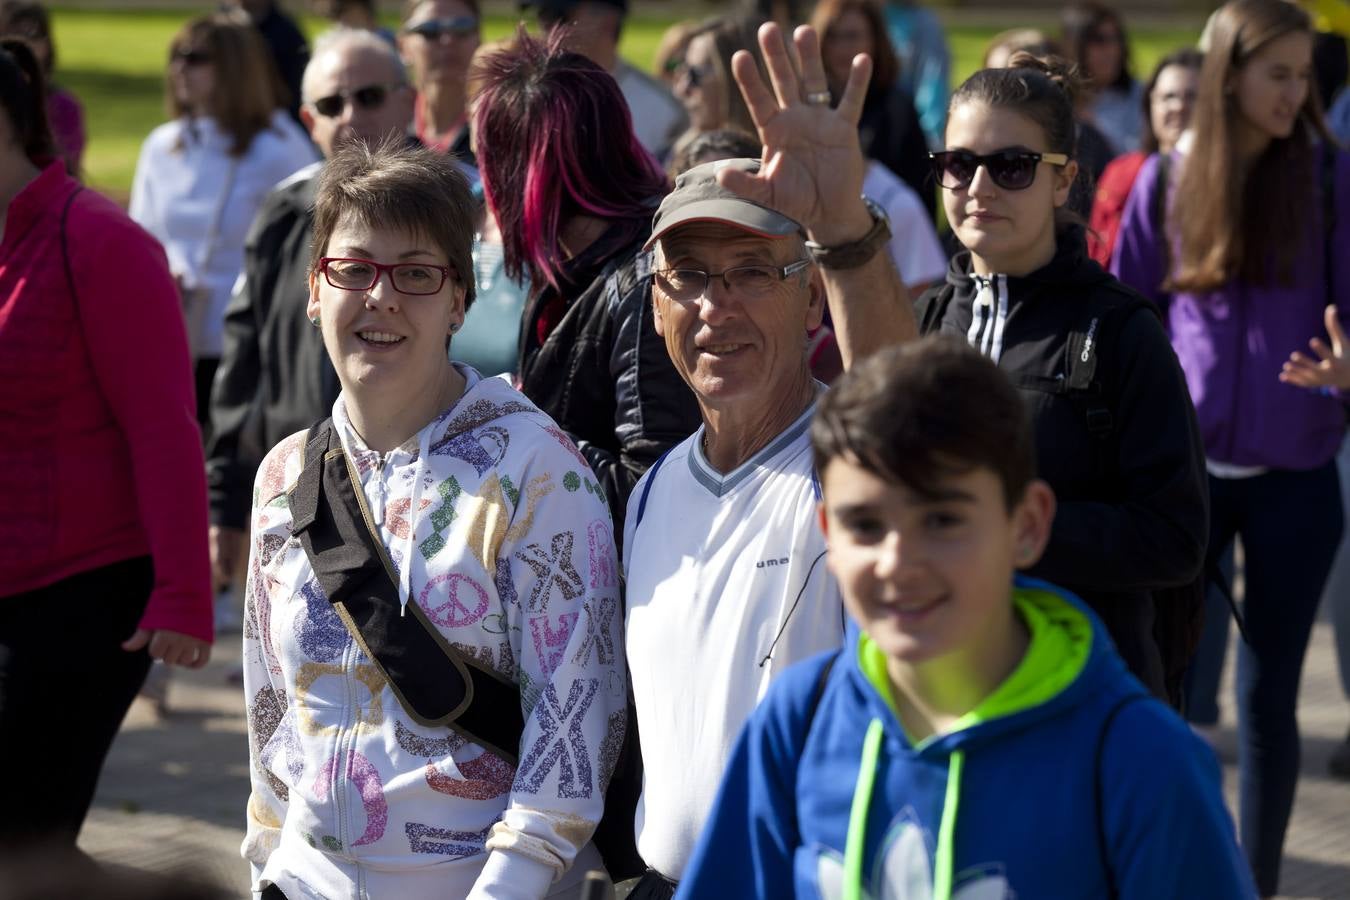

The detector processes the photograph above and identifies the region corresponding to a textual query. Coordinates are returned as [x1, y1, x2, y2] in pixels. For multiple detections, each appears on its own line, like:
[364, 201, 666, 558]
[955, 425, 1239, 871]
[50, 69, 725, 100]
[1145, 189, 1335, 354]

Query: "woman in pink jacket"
[0, 40, 212, 856]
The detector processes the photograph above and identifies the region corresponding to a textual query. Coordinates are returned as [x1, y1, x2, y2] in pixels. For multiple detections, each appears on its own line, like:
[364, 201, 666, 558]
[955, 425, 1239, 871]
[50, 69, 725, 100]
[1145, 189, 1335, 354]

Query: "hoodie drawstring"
[932, 749, 964, 900]
[843, 718, 885, 900]
[843, 720, 965, 900]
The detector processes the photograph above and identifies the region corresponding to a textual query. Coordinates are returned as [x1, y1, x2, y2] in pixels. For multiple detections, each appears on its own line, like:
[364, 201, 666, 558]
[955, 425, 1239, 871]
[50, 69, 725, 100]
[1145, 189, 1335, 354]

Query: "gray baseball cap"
[645, 158, 804, 251]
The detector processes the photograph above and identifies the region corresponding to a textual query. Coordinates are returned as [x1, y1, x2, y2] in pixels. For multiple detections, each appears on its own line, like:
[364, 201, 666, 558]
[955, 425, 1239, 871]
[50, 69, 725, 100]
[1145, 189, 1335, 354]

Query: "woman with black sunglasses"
[916, 52, 1208, 702]
[129, 12, 316, 436]
[399, 0, 480, 161]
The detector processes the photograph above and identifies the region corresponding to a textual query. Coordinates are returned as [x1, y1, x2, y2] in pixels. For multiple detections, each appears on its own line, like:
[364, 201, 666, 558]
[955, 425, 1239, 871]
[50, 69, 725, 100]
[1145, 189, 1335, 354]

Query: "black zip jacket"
[517, 220, 702, 536]
[917, 228, 1209, 695]
[207, 164, 338, 529]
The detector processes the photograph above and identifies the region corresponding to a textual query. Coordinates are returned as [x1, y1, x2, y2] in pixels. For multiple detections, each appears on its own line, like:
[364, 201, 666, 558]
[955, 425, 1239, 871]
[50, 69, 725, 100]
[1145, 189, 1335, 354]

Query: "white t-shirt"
[864, 160, 948, 290]
[622, 404, 845, 880]
[128, 111, 318, 357]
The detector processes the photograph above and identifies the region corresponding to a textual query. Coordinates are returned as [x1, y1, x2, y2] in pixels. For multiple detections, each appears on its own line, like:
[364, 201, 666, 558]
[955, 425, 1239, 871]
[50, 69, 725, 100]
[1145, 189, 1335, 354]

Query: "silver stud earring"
[449, 322, 461, 333]
[310, 315, 321, 327]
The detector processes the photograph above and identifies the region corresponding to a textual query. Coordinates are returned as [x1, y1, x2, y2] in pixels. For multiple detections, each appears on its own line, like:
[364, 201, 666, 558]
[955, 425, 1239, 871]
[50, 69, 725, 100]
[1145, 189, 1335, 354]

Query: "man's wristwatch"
[805, 196, 891, 270]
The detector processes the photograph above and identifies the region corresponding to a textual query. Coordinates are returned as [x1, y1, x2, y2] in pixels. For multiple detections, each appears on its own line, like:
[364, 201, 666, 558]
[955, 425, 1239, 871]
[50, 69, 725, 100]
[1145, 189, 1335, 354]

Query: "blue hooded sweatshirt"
[676, 578, 1255, 899]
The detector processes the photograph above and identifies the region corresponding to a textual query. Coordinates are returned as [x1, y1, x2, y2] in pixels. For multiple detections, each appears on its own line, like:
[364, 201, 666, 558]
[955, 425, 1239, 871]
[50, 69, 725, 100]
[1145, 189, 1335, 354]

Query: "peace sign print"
[420, 572, 491, 629]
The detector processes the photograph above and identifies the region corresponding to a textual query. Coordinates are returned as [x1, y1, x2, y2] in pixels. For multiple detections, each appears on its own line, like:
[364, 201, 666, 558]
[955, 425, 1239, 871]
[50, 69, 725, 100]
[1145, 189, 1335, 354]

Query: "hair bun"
[1005, 50, 1083, 103]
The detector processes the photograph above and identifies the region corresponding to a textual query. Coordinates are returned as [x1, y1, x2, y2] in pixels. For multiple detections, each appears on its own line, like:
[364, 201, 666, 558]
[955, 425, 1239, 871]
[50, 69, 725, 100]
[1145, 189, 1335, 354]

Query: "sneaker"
[1329, 727, 1350, 780]
[214, 587, 243, 633]
[138, 661, 171, 717]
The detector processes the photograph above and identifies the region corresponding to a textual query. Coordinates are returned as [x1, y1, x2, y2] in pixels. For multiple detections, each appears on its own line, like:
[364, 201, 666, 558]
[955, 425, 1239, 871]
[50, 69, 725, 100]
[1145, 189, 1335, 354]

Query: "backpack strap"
[1094, 693, 1149, 897]
[1063, 295, 1154, 447]
[288, 418, 525, 765]
[914, 282, 956, 336]
[633, 447, 673, 528]
[1322, 141, 1338, 307]
[1147, 153, 1173, 293]
[59, 186, 85, 310]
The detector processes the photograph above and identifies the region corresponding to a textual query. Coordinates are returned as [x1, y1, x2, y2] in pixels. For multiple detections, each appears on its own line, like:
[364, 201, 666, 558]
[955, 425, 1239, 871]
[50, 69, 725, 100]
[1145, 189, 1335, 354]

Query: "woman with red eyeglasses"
[916, 52, 1208, 703]
[129, 12, 316, 437]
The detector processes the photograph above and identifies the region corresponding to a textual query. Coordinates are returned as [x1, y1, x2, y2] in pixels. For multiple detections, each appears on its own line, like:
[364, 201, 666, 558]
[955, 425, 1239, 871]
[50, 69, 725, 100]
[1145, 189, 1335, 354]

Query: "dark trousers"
[1183, 544, 1236, 725]
[626, 869, 677, 900]
[194, 356, 220, 439]
[0, 557, 153, 850]
[1203, 465, 1342, 896]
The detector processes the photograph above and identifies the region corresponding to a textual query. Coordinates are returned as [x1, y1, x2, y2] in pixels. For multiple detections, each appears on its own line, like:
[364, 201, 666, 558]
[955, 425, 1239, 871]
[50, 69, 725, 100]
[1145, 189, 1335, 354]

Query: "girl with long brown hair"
[129, 12, 316, 429]
[1112, 1, 1350, 894]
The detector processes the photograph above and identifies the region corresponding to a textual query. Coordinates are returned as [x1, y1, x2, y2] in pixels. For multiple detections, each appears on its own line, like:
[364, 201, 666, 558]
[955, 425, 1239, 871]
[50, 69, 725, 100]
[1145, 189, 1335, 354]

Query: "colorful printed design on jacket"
[240, 372, 625, 891]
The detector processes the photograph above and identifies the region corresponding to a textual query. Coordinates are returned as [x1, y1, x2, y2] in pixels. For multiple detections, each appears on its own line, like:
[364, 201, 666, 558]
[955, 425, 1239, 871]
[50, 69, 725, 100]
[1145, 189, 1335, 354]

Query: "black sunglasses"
[929, 148, 1069, 191]
[171, 47, 213, 67]
[405, 16, 478, 40]
[311, 83, 403, 119]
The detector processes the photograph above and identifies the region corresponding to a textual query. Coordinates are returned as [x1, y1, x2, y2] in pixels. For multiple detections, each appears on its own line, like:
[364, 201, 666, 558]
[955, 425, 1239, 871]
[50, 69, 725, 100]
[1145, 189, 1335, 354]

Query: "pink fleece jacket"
[0, 162, 212, 642]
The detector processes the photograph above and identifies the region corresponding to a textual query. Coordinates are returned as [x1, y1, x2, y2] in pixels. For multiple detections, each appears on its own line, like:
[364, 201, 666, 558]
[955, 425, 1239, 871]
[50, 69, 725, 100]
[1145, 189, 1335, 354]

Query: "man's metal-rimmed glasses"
[318, 257, 453, 296]
[651, 259, 813, 302]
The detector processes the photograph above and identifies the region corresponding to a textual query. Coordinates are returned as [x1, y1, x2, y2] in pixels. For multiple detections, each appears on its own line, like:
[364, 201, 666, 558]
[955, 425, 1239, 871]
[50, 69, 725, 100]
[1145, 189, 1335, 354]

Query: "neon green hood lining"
[847, 585, 1094, 900]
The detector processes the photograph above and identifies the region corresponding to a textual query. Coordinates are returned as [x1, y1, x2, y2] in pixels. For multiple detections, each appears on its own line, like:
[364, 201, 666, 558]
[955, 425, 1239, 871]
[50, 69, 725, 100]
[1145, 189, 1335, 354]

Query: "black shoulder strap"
[59, 187, 85, 311]
[1094, 693, 1148, 897]
[1322, 141, 1338, 307]
[914, 282, 956, 335]
[633, 447, 672, 528]
[288, 419, 524, 765]
[1148, 154, 1173, 284]
[1150, 153, 1171, 236]
[1064, 295, 1155, 441]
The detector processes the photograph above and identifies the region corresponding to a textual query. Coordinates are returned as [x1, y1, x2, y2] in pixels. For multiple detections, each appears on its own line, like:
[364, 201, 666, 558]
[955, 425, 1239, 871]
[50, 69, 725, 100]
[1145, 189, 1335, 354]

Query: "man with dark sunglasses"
[522, 0, 686, 160]
[206, 27, 421, 603]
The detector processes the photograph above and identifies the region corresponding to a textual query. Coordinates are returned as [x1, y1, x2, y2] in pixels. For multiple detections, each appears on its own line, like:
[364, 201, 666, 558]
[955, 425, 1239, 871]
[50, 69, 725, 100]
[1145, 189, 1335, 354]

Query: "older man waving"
[622, 22, 916, 898]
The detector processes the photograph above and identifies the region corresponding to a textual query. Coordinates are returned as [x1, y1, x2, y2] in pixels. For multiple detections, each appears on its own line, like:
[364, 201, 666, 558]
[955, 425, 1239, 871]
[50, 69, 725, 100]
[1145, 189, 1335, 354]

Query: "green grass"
[48, 7, 1200, 197]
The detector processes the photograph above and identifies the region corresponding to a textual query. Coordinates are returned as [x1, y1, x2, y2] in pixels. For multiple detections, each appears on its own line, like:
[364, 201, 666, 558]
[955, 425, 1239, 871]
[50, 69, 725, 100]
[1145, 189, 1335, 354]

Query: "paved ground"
[81, 608, 1350, 898]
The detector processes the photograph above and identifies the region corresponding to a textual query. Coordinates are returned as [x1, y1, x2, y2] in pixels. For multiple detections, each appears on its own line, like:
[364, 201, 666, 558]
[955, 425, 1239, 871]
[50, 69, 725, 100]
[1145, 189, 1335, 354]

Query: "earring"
[449, 322, 461, 333]
[310, 315, 321, 327]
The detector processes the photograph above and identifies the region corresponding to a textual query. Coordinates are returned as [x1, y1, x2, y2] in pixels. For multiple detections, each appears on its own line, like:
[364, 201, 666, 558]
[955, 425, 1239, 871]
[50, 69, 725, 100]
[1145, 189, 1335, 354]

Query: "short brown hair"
[812, 337, 1036, 510]
[311, 139, 478, 310]
[167, 13, 285, 157]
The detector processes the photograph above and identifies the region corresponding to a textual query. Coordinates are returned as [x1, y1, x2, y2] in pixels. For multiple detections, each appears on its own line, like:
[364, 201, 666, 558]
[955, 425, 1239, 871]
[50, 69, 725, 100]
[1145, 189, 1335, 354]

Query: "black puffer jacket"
[517, 220, 701, 534]
[916, 228, 1208, 697]
[207, 163, 338, 529]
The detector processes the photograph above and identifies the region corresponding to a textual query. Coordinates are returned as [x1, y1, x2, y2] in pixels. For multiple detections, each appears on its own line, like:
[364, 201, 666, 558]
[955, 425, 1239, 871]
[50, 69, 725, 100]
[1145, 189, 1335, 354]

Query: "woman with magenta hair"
[473, 30, 701, 530]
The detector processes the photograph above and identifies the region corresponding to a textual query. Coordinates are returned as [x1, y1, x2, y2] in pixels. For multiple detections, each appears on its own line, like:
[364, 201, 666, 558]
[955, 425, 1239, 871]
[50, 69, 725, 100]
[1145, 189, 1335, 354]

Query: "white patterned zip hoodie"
[242, 367, 626, 900]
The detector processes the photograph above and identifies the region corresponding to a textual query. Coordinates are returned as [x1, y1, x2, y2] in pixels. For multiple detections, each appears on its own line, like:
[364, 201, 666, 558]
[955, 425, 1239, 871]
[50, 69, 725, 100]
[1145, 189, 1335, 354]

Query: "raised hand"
[717, 22, 874, 246]
[1280, 305, 1350, 392]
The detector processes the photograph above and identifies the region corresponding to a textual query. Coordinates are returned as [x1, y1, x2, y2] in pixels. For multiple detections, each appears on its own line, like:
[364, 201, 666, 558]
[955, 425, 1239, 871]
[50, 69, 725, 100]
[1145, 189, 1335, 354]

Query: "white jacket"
[129, 111, 317, 357]
[242, 369, 625, 899]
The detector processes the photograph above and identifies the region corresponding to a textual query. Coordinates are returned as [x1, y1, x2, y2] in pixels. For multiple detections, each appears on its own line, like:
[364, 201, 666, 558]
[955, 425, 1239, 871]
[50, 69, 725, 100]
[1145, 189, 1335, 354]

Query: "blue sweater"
[677, 579, 1254, 899]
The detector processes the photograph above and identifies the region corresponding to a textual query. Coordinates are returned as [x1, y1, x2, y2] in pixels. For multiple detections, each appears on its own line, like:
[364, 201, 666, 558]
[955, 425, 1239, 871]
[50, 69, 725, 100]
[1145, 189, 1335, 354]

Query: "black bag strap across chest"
[288, 419, 524, 765]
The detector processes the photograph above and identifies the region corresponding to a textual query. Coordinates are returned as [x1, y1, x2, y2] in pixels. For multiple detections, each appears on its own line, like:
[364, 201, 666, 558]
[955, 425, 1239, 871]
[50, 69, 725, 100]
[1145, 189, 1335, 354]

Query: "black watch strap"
[805, 197, 892, 270]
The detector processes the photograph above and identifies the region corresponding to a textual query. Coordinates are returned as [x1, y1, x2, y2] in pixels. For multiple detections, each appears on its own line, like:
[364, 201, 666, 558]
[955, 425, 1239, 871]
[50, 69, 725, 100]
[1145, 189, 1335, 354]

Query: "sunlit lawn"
[49, 7, 1201, 198]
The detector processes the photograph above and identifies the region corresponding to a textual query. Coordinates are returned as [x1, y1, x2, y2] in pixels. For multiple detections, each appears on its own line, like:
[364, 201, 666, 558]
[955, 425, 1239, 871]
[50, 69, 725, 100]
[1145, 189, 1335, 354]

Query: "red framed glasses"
[318, 257, 453, 296]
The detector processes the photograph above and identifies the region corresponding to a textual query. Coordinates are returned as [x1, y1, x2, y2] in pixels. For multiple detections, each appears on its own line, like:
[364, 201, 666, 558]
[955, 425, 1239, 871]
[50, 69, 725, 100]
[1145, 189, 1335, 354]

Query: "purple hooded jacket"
[1111, 148, 1350, 471]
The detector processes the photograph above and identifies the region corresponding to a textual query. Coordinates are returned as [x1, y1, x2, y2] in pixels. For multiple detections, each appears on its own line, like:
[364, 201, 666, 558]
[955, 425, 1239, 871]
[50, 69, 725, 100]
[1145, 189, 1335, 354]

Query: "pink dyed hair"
[472, 28, 670, 290]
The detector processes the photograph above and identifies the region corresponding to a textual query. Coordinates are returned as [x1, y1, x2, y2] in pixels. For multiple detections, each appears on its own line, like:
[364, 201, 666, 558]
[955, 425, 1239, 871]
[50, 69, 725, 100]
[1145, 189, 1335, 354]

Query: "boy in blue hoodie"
[676, 337, 1254, 899]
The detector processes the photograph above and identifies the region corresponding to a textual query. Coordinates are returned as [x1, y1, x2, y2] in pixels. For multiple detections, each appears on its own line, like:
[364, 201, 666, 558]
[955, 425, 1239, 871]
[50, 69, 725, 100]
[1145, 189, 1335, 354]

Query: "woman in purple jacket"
[1111, 1, 1349, 895]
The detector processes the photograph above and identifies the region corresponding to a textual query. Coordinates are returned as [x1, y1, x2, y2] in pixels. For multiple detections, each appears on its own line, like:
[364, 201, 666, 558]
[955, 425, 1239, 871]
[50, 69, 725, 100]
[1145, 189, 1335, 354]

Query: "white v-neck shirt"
[622, 403, 845, 880]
